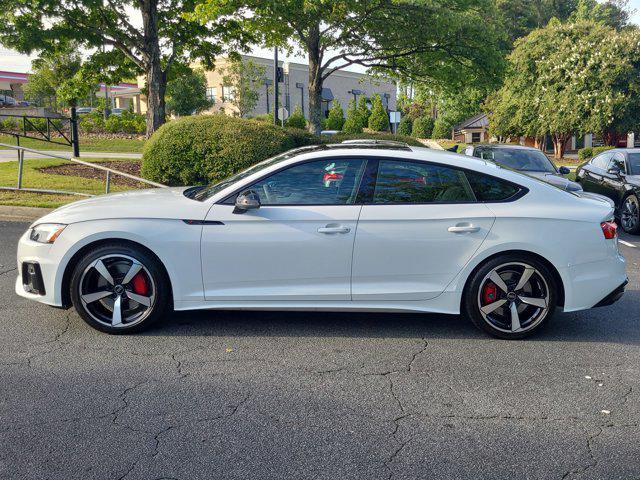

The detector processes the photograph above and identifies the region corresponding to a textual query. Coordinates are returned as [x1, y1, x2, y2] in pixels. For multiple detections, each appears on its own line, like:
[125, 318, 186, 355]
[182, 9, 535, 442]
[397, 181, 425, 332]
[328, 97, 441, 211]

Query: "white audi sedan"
[15, 142, 627, 339]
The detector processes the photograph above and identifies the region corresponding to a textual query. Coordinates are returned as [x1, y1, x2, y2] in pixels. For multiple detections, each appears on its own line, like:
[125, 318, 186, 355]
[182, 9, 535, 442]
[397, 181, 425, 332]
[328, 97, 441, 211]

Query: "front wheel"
[463, 255, 557, 339]
[70, 243, 171, 334]
[620, 194, 640, 235]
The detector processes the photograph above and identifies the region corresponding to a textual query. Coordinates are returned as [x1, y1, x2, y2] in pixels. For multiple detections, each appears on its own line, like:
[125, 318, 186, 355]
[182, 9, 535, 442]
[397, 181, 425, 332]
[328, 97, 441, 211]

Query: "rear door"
[351, 159, 499, 301]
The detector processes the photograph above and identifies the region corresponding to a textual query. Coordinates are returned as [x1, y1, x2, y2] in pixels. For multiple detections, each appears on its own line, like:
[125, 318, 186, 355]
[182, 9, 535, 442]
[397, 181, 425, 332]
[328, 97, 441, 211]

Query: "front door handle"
[448, 225, 480, 234]
[318, 224, 351, 234]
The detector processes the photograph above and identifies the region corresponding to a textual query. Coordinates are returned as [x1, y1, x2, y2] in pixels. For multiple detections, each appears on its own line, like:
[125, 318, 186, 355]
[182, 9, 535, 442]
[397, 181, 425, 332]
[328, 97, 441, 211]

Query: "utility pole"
[273, 48, 279, 125]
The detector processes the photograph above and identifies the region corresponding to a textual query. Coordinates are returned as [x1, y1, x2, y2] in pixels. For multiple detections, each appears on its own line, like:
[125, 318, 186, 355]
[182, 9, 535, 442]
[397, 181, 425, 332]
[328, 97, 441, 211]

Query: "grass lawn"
[0, 134, 146, 153]
[0, 157, 144, 208]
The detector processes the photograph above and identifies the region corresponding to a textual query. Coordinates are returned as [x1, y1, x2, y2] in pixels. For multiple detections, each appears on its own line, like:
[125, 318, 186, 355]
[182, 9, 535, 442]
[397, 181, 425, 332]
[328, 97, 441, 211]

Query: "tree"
[571, 0, 630, 30]
[368, 94, 390, 132]
[429, 87, 486, 140]
[166, 68, 212, 116]
[486, 20, 640, 158]
[193, 0, 505, 134]
[397, 116, 412, 136]
[286, 105, 307, 129]
[0, 0, 249, 136]
[342, 100, 363, 134]
[357, 96, 371, 130]
[495, 0, 580, 44]
[411, 117, 433, 138]
[220, 58, 266, 118]
[325, 102, 345, 130]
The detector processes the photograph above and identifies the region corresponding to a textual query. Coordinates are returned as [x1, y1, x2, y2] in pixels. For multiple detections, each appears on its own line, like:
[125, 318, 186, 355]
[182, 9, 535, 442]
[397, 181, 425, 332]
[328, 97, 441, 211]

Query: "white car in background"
[15, 142, 627, 339]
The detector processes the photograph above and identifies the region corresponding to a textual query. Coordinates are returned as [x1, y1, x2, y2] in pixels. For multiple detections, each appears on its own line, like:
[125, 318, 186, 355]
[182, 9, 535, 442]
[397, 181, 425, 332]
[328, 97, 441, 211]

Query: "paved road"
[0, 150, 142, 162]
[1, 222, 639, 480]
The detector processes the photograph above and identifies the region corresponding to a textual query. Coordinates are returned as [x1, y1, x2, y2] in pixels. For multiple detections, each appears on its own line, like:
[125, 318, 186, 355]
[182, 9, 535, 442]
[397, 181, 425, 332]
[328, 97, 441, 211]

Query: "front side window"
[247, 158, 366, 205]
[465, 170, 522, 201]
[373, 160, 475, 204]
[609, 154, 626, 173]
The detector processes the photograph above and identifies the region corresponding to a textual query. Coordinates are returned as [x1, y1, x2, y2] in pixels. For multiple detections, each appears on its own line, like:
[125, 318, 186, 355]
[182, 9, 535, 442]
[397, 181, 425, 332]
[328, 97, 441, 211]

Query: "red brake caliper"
[483, 282, 498, 304]
[131, 272, 149, 296]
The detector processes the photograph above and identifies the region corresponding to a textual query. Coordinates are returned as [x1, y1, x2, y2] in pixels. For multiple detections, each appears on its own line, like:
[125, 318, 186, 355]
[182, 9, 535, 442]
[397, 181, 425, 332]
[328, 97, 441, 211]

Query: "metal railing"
[0, 108, 80, 156]
[0, 143, 165, 197]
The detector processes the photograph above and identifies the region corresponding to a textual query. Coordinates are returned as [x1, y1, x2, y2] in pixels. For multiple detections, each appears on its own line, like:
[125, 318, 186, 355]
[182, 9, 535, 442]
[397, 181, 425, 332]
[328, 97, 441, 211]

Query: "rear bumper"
[593, 279, 628, 308]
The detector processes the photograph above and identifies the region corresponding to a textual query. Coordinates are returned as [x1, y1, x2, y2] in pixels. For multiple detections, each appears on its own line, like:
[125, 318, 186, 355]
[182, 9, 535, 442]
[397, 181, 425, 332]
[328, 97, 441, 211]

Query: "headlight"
[29, 223, 67, 243]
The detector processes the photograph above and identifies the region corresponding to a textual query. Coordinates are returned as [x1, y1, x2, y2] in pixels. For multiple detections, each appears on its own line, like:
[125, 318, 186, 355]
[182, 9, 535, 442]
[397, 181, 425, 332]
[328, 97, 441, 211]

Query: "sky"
[2, 1, 640, 74]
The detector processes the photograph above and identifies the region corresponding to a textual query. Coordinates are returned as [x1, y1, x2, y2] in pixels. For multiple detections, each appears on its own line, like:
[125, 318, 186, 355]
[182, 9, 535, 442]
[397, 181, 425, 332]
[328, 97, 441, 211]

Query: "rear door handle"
[448, 225, 480, 234]
[318, 225, 351, 234]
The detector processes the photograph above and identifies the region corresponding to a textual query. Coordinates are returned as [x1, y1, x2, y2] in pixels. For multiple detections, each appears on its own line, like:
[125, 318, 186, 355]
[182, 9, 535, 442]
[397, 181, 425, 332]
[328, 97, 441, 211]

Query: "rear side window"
[373, 160, 475, 204]
[465, 170, 522, 201]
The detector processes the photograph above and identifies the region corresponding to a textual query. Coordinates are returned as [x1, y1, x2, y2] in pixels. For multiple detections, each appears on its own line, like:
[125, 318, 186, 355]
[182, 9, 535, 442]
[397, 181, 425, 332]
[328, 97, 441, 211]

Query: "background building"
[200, 55, 396, 119]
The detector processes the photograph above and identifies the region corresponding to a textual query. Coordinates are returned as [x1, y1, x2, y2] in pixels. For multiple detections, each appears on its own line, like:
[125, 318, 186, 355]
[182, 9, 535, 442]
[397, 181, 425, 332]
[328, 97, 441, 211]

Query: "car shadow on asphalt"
[140, 290, 640, 345]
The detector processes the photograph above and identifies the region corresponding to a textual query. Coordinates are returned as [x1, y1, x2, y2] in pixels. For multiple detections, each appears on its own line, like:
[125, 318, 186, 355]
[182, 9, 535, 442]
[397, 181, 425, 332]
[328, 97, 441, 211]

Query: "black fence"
[0, 108, 80, 156]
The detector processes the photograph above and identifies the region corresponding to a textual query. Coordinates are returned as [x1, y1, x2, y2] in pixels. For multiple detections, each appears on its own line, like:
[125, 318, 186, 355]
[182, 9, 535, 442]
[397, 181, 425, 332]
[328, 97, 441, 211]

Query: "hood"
[34, 187, 212, 225]
[624, 174, 640, 187]
[527, 172, 582, 192]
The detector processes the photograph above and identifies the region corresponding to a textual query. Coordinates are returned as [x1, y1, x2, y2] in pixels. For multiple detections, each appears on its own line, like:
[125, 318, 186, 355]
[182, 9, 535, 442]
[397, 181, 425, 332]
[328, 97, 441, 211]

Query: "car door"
[600, 152, 627, 205]
[580, 152, 612, 195]
[200, 157, 367, 301]
[351, 159, 497, 301]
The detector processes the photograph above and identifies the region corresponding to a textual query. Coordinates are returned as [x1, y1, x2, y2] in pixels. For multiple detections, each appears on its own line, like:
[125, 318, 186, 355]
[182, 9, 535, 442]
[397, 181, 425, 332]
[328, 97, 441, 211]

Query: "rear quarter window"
[465, 170, 523, 202]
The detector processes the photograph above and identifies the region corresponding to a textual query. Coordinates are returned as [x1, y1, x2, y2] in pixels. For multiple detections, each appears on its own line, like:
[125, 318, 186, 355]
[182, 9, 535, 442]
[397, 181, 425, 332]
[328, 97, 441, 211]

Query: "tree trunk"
[141, 0, 166, 137]
[145, 64, 166, 137]
[552, 134, 568, 159]
[307, 23, 323, 135]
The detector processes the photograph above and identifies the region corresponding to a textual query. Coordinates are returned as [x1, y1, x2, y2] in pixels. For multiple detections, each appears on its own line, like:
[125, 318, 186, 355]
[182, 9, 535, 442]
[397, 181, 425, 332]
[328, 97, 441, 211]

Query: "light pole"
[273, 48, 279, 125]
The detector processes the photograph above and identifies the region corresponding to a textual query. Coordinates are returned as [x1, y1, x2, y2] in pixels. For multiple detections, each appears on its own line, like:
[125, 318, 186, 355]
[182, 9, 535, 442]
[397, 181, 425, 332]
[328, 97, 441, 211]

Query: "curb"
[0, 205, 53, 223]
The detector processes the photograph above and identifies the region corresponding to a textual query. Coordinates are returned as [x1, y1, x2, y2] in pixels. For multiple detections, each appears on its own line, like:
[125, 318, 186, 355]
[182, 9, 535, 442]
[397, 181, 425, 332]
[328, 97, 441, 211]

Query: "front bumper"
[15, 228, 62, 307]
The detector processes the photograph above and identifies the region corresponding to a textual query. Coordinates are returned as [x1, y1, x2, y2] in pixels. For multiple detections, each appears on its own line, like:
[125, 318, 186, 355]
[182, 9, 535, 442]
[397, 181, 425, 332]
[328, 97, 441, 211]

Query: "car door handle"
[448, 225, 480, 234]
[318, 225, 351, 234]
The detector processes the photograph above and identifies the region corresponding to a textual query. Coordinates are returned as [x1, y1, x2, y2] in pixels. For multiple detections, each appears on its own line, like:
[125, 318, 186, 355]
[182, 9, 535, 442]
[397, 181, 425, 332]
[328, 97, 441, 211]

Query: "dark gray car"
[464, 144, 582, 192]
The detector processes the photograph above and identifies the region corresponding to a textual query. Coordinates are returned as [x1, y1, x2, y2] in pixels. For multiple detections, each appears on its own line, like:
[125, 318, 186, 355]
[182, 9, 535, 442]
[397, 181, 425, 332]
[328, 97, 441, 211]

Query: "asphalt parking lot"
[1, 220, 639, 480]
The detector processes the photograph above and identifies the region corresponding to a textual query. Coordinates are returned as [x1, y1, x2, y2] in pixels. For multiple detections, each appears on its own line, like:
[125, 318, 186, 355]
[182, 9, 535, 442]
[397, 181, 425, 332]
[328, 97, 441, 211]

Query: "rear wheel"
[464, 255, 557, 339]
[70, 243, 171, 334]
[620, 194, 640, 234]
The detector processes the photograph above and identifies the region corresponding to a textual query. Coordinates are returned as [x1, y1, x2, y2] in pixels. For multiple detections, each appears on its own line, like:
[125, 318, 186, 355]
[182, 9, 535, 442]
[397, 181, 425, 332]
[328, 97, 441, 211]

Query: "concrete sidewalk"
[0, 150, 142, 162]
[0, 205, 53, 222]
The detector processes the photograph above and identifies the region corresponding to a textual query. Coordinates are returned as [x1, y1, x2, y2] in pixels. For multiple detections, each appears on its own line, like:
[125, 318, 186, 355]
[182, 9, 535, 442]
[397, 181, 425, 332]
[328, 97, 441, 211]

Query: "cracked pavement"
[1, 220, 639, 479]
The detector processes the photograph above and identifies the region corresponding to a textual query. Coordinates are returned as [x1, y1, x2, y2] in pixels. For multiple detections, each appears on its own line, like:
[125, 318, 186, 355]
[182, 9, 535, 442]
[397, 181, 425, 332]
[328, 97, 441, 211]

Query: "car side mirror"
[607, 166, 622, 176]
[233, 189, 261, 214]
[558, 166, 571, 175]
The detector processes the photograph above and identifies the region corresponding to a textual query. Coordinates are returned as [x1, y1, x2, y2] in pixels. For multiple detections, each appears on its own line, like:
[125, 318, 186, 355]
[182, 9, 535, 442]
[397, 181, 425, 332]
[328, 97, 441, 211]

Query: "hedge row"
[577, 145, 615, 161]
[142, 114, 421, 186]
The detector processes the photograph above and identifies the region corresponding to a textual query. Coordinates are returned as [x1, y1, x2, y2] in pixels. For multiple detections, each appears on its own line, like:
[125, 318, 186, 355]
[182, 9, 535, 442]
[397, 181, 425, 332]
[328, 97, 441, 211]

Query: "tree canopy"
[486, 19, 640, 157]
[193, 0, 506, 134]
[0, 0, 249, 135]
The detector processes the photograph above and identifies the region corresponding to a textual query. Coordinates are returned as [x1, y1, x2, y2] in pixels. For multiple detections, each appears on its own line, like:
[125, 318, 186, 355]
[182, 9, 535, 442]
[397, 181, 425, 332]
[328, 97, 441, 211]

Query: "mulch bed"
[38, 161, 147, 188]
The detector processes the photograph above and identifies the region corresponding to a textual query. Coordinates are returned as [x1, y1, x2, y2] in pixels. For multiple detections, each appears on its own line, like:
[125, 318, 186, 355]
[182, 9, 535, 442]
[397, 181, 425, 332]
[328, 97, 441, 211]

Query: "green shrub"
[285, 105, 306, 129]
[431, 118, 452, 139]
[142, 114, 316, 186]
[368, 95, 390, 132]
[397, 116, 412, 136]
[105, 115, 122, 133]
[325, 102, 345, 130]
[252, 112, 274, 123]
[0, 117, 19, 131]
[342, 100, 362, 134]
[411, 116, 434, 138]
[578, 145, 614, 160]
[357, 96, 370, 129]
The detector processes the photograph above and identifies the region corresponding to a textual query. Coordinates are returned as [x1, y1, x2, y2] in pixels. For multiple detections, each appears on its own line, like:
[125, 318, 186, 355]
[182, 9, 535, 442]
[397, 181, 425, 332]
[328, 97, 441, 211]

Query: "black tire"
[463, 254, 557, 340]
[70, 242, 171, 334]
[620, 194, 640, 235]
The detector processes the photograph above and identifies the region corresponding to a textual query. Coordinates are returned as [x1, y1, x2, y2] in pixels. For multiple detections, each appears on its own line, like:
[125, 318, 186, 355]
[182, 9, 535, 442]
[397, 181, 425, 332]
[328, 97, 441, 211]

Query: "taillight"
[601, 221, 617, 240]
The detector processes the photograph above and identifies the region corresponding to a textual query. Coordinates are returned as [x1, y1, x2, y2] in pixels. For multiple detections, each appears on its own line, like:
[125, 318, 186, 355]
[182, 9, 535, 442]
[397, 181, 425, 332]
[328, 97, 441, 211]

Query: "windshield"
[192, 146, 323, 201]
[627, 153, 640, 175]
[479, 148, 556, 173]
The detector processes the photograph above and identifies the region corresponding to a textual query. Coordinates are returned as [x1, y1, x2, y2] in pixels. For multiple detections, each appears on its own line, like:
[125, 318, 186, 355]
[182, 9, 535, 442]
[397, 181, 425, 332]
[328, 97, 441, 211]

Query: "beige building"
[200, 55, 397, 120]
[137, 55, 396, 119]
